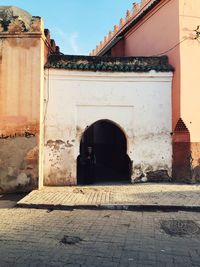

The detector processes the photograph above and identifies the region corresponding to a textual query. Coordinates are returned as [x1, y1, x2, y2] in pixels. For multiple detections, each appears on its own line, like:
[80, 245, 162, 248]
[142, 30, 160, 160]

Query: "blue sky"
[0, 0, 138, 55]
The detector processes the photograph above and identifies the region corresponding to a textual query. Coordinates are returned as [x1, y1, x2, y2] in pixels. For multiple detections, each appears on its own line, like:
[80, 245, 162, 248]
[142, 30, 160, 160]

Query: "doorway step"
[17, 183, 200, 212]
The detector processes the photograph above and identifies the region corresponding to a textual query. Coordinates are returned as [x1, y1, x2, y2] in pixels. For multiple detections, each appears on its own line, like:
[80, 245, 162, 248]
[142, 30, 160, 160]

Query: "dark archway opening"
[77, 120, 131, 185]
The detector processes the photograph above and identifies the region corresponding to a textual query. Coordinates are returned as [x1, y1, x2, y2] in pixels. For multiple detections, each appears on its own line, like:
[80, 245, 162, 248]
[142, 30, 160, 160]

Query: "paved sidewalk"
[17, 183, 200, 211]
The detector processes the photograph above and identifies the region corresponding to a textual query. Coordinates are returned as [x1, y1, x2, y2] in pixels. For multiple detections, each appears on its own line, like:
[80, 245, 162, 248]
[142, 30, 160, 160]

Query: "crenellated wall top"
[0, 6, 60, 54]
[90, 0, 158, 56]
[0, 6, 43, 35]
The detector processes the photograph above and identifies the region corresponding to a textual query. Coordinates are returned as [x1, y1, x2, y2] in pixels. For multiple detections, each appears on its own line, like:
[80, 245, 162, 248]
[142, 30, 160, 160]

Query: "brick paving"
[17, 183, 200, 210]
[1, 208, 200, 266]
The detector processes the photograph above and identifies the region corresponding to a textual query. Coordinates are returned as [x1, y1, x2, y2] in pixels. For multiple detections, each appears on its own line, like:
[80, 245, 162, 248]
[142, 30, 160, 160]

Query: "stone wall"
[0, 136, 38, 193]
[0, 7, 43, 192]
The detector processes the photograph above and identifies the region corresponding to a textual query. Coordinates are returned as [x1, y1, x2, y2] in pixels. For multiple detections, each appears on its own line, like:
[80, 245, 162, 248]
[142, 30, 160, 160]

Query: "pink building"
[92, 0, 200, 181]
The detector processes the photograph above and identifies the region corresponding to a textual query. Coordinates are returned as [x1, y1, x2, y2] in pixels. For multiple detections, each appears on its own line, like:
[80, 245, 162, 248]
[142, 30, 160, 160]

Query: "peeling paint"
[0, 137, 38, 193]
[131, 163, 171, 183]
[44, 138, 76, 186]
[46, 139, 74, 150]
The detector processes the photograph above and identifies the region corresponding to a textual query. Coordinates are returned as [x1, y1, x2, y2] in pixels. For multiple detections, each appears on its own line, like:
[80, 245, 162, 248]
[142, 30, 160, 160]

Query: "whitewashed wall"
[41, 69, 173, 186]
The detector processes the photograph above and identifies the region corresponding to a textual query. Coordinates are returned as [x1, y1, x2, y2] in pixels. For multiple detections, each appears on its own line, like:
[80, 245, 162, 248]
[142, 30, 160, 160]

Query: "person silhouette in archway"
[84, 146, 96, 184]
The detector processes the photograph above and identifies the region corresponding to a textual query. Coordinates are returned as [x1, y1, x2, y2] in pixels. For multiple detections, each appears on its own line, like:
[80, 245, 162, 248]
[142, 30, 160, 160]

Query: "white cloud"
[56, 28, 67, 40]
[51, 27, 81, 55]
[69, 32, 80, 54]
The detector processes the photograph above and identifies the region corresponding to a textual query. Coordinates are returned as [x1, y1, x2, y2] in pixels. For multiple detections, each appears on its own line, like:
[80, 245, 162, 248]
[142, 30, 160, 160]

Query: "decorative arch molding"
[174, 118, 190, 134]
[77, 119, 132, 184]
[79, 119, 128, 150]
[172, 118, 191, 182]
[75, 105, 135, 161]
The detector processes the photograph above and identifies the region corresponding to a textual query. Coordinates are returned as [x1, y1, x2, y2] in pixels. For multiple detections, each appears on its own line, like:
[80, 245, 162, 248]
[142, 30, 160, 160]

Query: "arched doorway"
[77, 120, 131, 184]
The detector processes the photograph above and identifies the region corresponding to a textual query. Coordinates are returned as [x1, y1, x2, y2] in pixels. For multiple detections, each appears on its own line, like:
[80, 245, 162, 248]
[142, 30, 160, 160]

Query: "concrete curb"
[16, 203, 200, 212]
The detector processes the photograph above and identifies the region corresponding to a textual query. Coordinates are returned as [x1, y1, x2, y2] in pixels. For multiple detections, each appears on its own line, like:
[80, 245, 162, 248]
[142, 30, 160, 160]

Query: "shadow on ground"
[0, 193, 27, 209]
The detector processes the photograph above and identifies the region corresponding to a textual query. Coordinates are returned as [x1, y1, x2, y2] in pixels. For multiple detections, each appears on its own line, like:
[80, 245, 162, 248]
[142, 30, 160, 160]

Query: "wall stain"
[0, 131, 36, 139]
[46, 139, 74, 150]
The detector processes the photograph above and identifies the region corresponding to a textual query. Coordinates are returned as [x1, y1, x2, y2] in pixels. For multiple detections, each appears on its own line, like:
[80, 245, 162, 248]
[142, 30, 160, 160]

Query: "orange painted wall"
[0, 36, 44, 136]
[179, 0, 200, 143]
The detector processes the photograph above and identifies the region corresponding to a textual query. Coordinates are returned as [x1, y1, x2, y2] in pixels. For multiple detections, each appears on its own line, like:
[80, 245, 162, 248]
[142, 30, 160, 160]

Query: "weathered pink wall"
[0, 34, 44, 192]
[0, 8, 62, 192]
